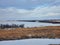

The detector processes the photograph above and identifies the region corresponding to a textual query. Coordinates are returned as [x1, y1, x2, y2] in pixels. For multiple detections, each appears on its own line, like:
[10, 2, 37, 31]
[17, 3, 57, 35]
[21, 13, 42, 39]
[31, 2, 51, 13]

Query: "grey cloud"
[0, 6, 60, 20]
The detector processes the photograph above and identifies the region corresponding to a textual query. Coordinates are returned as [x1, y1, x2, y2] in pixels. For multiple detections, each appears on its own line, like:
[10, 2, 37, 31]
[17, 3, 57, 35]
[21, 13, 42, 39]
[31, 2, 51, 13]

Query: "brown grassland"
[0, 26, 60, 41]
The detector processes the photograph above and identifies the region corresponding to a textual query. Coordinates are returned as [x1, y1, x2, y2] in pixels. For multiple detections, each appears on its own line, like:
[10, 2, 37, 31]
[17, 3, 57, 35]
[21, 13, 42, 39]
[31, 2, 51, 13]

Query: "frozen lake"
[0, 21, 60, 27]
[0, 39, 60, 45]
[0, 21, 60, 45]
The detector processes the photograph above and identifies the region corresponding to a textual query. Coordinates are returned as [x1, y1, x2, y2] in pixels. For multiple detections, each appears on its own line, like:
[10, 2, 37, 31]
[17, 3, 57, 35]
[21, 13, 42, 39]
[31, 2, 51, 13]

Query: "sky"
[0, 0, 60, 20]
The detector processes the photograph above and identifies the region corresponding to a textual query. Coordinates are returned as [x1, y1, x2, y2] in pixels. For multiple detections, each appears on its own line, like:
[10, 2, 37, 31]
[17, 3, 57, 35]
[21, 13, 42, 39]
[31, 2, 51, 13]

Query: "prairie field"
[0, 26, 60, 41]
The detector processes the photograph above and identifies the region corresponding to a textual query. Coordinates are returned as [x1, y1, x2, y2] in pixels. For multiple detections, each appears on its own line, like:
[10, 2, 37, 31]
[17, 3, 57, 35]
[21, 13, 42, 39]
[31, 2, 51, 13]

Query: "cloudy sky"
[0, 0, 60, 20]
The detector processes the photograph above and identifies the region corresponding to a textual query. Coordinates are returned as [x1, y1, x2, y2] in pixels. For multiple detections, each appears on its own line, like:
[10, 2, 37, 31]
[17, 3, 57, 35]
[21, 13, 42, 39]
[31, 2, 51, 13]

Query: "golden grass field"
[0, 26, 60, 41]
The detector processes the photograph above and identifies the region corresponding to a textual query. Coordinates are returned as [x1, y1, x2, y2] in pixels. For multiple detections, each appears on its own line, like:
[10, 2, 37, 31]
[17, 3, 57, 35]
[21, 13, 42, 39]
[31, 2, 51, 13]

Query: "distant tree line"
[0, 24, 24, 29]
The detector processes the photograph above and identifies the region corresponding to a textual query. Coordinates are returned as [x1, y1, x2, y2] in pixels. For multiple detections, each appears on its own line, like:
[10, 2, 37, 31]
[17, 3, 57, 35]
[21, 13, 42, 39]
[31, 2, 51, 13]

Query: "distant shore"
[0, 26, 60, 41]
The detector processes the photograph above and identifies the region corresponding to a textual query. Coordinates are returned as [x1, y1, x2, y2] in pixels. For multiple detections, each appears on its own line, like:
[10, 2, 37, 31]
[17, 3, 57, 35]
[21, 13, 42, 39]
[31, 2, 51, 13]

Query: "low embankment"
[0, 26, 60, 41]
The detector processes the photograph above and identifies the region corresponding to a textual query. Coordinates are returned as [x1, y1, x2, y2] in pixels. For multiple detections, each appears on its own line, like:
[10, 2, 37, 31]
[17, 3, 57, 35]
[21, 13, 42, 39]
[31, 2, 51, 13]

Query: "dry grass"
[0, 26, 60, 41]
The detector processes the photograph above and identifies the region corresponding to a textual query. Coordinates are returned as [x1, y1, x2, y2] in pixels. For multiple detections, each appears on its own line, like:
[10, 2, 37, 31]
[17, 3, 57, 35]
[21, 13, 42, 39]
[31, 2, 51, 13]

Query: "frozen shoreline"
[0, 39, 60, 45]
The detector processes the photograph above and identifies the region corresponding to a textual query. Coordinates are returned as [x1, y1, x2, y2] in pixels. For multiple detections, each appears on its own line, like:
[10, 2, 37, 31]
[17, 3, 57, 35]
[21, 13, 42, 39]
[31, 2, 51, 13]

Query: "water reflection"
[0, 39, 60, 45]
